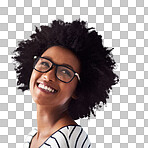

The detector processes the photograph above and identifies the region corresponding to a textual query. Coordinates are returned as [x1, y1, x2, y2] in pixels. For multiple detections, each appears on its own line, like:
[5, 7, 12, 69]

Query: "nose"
[42, 67, 56, 82]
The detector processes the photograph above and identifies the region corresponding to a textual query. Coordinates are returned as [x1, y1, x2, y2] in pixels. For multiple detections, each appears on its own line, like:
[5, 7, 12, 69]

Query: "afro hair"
[13, 19, 119, 120]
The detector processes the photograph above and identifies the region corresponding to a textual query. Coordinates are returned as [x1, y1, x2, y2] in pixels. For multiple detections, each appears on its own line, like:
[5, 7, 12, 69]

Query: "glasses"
[33, 56, 80, 83]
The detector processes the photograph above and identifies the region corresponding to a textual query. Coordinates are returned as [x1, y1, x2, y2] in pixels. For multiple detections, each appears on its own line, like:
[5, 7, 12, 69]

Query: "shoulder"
[45, 125, 91, 148]
[67, 125, 91, 148]
[23, 128, 37, 148]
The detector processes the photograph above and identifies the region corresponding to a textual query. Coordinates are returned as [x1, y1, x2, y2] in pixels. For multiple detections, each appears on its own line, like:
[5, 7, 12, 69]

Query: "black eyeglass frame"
[33, 56, 80, 83]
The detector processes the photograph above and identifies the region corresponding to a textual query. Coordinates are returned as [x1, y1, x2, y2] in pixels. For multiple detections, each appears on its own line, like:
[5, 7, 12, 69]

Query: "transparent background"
[0, 0, 148, 147]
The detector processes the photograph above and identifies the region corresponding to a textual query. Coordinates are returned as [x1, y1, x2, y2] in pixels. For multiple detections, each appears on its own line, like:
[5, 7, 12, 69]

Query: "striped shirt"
[24, 125, 91, 148]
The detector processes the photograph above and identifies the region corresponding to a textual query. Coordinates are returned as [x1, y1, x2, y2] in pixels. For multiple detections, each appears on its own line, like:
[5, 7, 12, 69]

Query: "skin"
[29, 46, 80, 148]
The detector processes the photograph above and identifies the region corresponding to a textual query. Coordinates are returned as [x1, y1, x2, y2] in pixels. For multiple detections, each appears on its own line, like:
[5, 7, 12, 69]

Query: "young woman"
[13, 20, 119, 148]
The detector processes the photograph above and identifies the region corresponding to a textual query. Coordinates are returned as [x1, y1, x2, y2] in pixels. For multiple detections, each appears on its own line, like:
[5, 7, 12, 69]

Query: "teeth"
[38, 83, 56, 93]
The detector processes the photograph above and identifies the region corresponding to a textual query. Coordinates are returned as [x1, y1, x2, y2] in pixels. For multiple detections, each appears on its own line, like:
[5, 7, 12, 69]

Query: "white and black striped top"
[24, 125, 91, 148]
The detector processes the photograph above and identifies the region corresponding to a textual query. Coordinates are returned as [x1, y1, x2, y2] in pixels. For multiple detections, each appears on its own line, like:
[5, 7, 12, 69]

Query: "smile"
[37, 83, 57, 93]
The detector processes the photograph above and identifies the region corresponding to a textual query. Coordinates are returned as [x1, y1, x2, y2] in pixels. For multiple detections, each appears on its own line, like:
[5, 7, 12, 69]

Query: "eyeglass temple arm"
[34, 56, 37, 59]
[75, 73, 80, 81]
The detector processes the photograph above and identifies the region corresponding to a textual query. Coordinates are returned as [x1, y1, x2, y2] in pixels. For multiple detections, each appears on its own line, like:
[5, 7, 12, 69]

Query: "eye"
[63, 70, 70, 75]
[40, 62, 49, 67]
[61, 69, 72, 77]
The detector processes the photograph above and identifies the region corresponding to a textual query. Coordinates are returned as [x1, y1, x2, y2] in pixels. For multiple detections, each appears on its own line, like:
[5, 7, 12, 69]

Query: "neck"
[35, 104, 76, 139]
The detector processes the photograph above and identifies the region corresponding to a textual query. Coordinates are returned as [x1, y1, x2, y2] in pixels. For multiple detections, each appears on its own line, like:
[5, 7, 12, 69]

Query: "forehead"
[41, 46, 80, 72]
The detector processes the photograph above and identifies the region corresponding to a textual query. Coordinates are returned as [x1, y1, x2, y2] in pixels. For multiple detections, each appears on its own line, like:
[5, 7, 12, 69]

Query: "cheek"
[29, 72, 34, 94]
[29, 70, 38, 92]
[60, 80, 78, 98]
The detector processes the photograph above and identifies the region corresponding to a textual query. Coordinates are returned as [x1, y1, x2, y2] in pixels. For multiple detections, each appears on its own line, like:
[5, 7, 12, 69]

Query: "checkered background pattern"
[0, 0, 147, 147]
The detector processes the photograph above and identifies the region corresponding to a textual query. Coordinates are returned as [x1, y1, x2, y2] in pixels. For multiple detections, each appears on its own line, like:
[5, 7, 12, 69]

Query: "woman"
[13, 20, 119, 148]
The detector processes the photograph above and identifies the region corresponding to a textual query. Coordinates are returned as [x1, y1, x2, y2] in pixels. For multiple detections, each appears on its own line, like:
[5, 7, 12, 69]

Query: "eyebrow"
[42, 56, 74, 70]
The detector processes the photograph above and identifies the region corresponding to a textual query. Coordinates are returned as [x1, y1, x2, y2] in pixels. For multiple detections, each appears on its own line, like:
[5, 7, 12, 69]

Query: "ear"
[71, 93, 78, 100]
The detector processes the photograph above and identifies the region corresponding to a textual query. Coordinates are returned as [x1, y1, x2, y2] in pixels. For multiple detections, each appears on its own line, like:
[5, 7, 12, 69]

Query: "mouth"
[37, 83, 58, 93]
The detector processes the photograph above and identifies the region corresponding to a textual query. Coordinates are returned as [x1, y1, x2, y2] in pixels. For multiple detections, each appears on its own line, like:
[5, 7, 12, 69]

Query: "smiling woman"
[12, 19, 119, 148]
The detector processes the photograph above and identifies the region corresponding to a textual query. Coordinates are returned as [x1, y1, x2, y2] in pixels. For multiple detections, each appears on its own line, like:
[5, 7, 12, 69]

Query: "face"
[29, 46, 80, 110]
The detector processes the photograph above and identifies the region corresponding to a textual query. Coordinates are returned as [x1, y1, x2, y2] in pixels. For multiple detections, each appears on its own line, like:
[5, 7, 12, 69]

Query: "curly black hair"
[13, 19, 119, 120]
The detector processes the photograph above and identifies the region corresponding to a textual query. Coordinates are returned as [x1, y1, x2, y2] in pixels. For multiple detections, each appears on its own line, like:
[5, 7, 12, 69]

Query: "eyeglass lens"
[34, 57, 75, 82]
